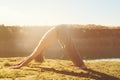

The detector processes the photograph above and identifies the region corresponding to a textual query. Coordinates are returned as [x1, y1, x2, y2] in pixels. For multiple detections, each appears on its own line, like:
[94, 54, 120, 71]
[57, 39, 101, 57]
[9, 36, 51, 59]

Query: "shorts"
[55, 25, 73, 48]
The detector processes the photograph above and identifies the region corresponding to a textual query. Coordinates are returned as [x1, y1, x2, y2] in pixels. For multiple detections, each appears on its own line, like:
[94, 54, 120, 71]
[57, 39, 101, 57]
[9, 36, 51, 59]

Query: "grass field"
[0, 57, 120, 80]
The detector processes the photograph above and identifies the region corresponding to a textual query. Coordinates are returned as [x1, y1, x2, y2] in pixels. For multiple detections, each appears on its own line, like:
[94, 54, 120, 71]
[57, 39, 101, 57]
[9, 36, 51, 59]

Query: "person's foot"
[70, 64, 87, 69]
[79, 65, 87, 69]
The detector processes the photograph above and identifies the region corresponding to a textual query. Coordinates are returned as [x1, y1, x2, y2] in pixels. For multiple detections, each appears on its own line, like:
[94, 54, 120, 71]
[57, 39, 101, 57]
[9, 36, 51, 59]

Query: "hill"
[1, 24, 120, 59]
[0, 57, 120, 80]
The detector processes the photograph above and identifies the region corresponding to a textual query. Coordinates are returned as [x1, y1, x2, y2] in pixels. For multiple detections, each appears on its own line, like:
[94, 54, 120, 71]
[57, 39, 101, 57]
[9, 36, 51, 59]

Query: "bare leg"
[57, 26, 86, 68]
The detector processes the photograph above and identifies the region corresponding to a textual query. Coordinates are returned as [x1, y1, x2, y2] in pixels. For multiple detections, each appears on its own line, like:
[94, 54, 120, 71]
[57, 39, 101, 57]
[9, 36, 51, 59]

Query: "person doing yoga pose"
[11, 26, 86, 69]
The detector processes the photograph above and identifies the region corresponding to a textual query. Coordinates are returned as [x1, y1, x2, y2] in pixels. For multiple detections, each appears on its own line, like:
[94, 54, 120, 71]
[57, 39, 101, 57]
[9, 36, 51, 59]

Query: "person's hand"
[11, 65, 21, 69]
[11, 62, 23, 69]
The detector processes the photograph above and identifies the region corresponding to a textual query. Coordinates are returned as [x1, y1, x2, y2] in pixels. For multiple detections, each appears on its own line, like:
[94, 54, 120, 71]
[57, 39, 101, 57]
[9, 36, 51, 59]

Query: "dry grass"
[0, 57, 120, 80]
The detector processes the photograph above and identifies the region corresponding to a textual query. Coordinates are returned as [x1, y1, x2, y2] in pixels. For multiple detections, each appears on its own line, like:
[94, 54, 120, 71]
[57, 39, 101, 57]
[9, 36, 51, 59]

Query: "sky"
[0, 0, 120, 26]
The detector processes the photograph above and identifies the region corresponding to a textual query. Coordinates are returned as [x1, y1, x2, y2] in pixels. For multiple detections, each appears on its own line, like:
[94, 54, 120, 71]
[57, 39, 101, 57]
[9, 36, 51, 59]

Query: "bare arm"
[11, 27, 57, 69]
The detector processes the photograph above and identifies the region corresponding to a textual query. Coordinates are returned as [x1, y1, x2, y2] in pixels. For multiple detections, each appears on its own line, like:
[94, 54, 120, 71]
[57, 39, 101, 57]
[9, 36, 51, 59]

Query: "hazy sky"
[0, 0, 120, 26]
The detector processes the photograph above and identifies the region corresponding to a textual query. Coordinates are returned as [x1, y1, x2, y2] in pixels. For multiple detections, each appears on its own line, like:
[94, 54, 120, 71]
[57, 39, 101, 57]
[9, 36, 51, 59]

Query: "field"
[0, 24, 120, 80]
[0, 57, 120, 80]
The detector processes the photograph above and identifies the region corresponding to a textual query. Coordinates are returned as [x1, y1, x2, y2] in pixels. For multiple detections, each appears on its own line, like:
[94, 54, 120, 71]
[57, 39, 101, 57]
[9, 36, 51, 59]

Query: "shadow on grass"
[39, 67, 119, 80]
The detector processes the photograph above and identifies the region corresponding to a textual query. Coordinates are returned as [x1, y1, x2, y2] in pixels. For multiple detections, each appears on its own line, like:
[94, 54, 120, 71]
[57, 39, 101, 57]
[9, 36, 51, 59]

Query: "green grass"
[0, 57, 120, 80]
